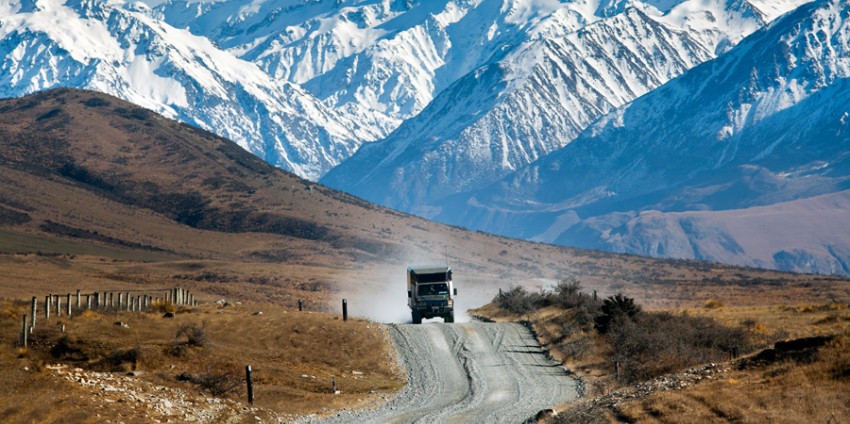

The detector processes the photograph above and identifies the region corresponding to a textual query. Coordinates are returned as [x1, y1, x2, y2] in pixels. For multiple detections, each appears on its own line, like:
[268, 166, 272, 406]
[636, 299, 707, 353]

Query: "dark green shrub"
[595, 294, 641, 334]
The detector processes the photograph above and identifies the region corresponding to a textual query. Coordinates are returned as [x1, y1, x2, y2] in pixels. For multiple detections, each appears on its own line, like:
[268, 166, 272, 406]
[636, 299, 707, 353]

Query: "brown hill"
[0, 88, 848, 317]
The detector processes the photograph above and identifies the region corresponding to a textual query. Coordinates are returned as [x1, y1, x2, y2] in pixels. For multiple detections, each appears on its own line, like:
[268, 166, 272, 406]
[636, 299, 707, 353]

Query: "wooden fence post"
[21, 315, 28, 348]
[86, 294, 92, 310]
[298, 299, 302, 311]
[76, 290, 81, 309]
[342, 299, 348, 321]
[45, 295, 51, 320]
[66, 293, 71, 317]
[56, 295, 61, 317]
[30, 297, 37, 329]
[246, 365, 254, 405]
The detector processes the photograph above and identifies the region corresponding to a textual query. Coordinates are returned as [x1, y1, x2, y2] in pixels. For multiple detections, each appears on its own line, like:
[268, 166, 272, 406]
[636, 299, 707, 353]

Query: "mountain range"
[437, 0, 850, 274]
[320, 0, 807, 211]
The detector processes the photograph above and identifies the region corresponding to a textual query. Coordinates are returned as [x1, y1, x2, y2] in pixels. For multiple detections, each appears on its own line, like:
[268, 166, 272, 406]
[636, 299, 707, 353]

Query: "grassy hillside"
[2, 89, 849, 315]
[0, 298, 401, 422]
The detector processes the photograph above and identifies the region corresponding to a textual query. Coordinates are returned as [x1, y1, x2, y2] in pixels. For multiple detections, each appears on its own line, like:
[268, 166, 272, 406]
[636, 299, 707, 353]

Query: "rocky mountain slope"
[440, 0, 850, 274]
[320, 0, 809, 213]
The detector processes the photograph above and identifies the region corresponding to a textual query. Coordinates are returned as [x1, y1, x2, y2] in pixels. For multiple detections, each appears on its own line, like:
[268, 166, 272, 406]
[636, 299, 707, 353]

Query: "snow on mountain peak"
[0, 0, 379, 179]
[435, 0, 850, 274]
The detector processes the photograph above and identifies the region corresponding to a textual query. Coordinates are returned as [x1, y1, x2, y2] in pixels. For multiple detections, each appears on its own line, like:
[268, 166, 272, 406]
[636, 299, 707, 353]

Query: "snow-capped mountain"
[0, 0, 376, 179]
[439, 0, 850, 274]
[1, 0, 808, 186]
[155, 0, 589, 127]
[320, 0, 809, 213]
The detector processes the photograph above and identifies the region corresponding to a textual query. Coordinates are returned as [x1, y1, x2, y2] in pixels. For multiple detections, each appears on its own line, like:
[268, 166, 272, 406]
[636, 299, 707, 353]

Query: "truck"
[407, 265, 457, 324]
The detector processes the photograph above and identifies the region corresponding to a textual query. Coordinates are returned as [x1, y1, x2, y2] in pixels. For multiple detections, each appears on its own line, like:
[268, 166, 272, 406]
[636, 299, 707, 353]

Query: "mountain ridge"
[321, 0, 808, 214]
[438, 0, 850, 274]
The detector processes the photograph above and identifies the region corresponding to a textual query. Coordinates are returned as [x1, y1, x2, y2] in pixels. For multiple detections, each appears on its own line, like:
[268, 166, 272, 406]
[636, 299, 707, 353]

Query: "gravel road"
[308, 322, 580, 423]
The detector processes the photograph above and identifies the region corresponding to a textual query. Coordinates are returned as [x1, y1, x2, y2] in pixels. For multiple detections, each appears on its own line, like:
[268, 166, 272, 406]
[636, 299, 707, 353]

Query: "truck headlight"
[447, 299, 453, 307]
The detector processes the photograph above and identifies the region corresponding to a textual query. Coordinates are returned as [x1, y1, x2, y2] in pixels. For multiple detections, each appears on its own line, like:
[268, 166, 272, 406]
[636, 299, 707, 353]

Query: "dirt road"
[309, 322, 580, 423]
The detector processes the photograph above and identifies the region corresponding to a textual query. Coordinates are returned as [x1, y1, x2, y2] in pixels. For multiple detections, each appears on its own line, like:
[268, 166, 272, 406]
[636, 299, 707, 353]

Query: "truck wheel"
[412, 311, 422, 324]
[445, 312, 454, 323]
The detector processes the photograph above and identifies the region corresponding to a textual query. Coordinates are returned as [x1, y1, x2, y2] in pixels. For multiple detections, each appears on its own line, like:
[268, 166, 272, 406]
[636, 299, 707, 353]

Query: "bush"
[152, 300, 176, 314]
[185, 368, 243, 397]
[176, 322, 207, 347]
[606, 311, 750, 383]
[595, 294, 641, 334]
[704, 298, 724, 309]
[552, 279, 584, 308]
[105, 346, 143, 371]
[561, 337, 593, 361]
[494, 287, 547, 315]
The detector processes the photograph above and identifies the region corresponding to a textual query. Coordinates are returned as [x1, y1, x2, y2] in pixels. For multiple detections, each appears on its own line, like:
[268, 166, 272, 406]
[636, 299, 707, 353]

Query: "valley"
[0, 88, 849, 422]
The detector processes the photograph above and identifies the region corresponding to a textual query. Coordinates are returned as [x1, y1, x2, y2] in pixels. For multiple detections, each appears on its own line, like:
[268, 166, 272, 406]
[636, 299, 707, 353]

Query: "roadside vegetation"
[477, 280, 850, 423]
[0, 298, 402, 422]
[492, 281, 748, 384]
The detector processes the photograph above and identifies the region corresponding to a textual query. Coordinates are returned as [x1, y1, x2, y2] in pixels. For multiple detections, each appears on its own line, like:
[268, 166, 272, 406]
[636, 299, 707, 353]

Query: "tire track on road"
[305, 322, 579, 423]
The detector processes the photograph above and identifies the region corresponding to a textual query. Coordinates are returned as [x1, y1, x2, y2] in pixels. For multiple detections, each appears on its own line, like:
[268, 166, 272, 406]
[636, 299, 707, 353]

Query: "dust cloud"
[333, 242, 535, 324]
[336, 263, 498, 324]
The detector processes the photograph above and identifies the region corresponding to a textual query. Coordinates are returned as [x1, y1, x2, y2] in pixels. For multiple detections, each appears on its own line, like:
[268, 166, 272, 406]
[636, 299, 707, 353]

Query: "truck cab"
[407, 265, 456, 324]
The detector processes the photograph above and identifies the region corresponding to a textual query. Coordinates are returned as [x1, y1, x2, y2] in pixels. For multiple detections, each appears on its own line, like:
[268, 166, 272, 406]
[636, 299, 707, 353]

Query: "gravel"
[304, 322, 580, 423]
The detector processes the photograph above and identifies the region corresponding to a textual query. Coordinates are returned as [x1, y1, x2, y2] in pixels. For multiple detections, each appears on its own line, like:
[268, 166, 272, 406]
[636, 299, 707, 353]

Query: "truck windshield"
[418, 283, 449, 296]
[415, 272, 450, 283]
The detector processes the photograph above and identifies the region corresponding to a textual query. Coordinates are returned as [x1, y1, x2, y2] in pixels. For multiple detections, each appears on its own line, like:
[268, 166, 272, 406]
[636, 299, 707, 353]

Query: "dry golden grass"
[3, 89, 850, 422]
[613, 334, 850, 423]
[476, 298, 850, 423]
[674, 303, 850, 345]
[0, 298, 403, 422]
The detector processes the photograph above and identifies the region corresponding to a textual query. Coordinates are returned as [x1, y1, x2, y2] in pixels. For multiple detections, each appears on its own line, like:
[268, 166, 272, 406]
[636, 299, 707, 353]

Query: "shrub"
[606, 311, 750, 383]
[105, 346, 143, 371]
[704, 298, 724, 309]
[595, 294, 641, 334]
[561, 337, 593, 361]
[494, 287, 547, 315]
[552, 279, 584, 308]
[186, 368, 243, 397]
[152, 300, 176, 314]
[176, 322, 207, 347]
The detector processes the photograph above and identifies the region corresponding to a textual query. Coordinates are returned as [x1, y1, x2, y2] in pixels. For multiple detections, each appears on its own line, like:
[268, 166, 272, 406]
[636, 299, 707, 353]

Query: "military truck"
[407, 265, 457, 324]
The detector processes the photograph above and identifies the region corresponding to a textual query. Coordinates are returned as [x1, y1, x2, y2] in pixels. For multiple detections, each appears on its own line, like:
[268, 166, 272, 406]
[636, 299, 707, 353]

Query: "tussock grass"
[611, 332, 850, 423]
[477, 287, 850, 423]
[0, 298, 402, 420]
